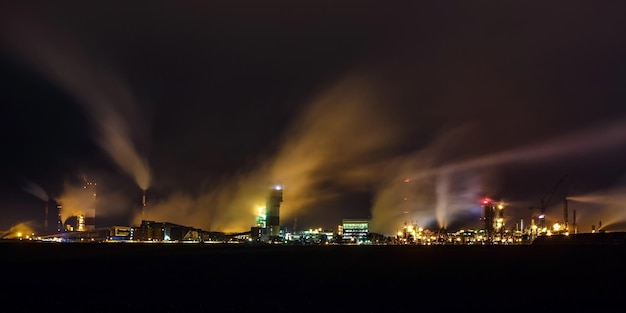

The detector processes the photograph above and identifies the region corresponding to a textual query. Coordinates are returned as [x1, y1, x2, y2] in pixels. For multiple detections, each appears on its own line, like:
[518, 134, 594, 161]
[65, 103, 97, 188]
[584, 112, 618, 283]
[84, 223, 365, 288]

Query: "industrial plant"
[3, 180, 624, 245]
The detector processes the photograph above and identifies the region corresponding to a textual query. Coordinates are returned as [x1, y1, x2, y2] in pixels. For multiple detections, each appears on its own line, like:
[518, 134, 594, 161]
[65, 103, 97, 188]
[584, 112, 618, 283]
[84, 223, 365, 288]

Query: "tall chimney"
[573, 209, 577, 234]
[563, 198, 568, 232]
[57, 204, 62, 232]
[142, 190, 147, 220]
[44, 201, 49, 232]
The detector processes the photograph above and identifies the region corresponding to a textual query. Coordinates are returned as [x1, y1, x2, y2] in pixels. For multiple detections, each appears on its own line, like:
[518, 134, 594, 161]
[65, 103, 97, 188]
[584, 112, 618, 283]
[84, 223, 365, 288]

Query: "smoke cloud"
[369, 125, 491, 234]
[143, 71, 626, 234]
[141, 76, 404, 232]
[21, 179, 49, 203]
[54, 180, 96, 226]
[0, 9, 151, 191]
[567, 185, 626, 233]
[370, 117, 626, 235]
[1, 221, 36, 239]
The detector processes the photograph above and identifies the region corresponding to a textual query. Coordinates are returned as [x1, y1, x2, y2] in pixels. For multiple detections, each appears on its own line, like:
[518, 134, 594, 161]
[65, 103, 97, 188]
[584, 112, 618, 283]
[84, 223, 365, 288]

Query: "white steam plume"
[0, 10, 151, 191]
[21, 179, 49, 202]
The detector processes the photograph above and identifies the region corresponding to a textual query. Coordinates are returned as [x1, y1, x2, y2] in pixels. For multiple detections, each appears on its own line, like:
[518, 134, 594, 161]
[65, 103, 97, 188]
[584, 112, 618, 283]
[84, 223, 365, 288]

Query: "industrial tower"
[482, 199, 505, 243]
[264, 185, 283, 243]
[482, 199, 496, 242]
[83, 180, 97, 231]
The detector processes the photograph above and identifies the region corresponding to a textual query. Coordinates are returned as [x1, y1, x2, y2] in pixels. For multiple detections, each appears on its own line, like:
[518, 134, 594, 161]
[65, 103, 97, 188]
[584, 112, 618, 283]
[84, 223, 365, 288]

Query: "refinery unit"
[3, 181, 623, 245]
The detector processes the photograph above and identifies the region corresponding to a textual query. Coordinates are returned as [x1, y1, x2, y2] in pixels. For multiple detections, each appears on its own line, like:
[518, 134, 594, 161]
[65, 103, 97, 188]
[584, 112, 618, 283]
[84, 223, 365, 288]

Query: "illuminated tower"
[495, 202, 505, 234]
[84, 180, 97, 230]
[482, 199, 496, 242]
[265, 185, 283, 242]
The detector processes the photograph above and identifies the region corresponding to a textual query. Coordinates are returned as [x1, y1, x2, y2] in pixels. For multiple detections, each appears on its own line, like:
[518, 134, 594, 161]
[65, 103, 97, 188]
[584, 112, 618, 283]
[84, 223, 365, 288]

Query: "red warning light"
[482, 198, 492, 204]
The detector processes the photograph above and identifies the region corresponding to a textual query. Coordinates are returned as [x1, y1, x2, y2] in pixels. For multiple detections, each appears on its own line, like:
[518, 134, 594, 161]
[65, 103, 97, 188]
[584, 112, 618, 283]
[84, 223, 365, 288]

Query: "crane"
[538, 174, 567, 231]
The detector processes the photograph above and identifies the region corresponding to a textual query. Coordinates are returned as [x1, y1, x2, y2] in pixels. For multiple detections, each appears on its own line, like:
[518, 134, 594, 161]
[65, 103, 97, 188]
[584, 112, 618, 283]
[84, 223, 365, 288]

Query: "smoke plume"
[1, 221, 36, 239]
[567, 185, 626, 232]
[21, 179, 49, 203]
[141, 76, 403, 231]
[0, 9, 151, 191]
[54, 180, 96, 225]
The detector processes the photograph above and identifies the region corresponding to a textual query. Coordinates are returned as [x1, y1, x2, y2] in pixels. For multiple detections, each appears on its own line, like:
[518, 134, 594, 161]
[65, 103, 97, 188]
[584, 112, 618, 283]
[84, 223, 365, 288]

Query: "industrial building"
[132, 220, 202, 242]
[250, 185, 284, 243]
[341, 218, 370, 243]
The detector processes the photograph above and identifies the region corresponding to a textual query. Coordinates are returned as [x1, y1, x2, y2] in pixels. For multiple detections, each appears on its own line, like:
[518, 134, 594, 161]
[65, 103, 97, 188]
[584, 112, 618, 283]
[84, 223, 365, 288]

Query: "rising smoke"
[137, 71, 626, 234]
[141, 76, 405, 231]
[0, 10, 152, 192]
[567, 186, 626, 232]
[0, 221, 36, 239]
[21, 179, 49, 203]
[4, 6, 626, 235]
[54, 180, 96, 226]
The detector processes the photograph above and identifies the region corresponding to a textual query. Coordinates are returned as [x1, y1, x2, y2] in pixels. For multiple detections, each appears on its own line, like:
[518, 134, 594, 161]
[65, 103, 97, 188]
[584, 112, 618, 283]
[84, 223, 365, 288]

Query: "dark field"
[1, 242, 625, 312]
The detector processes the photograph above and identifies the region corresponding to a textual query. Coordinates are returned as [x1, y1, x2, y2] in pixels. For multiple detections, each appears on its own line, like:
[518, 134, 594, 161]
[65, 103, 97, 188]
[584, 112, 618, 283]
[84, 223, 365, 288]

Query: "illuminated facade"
[481, 199, 506, 242]
[342, 219, 369, 243]
[133, 220, 201, 242]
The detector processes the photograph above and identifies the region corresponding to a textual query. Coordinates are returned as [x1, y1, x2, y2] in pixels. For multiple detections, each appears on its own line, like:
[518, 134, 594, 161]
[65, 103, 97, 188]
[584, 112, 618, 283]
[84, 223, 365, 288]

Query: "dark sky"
[1, 1, 626, 235]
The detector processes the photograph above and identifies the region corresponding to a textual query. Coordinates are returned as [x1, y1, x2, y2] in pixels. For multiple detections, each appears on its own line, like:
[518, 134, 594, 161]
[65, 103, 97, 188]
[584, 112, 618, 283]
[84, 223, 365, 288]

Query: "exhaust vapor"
[3, 6, 626, 235]
[0, 10, 151, 192]
[54, 180, 96, 226]
[0, 221, 36, 239]
[21, 179, 49, 203]
[141, 76, 404, 232]
[567, 185, 626, 232]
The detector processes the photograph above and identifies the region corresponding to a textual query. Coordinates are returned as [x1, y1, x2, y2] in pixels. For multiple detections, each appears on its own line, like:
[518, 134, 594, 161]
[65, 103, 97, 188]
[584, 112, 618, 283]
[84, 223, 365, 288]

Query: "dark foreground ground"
[1, 242, 625, 312]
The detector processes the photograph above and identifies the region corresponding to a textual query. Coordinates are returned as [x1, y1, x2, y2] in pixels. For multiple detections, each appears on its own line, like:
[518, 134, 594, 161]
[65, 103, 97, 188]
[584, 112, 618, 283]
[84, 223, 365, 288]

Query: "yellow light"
[17, 232, 22, 238]
[397, 231, 403, 237]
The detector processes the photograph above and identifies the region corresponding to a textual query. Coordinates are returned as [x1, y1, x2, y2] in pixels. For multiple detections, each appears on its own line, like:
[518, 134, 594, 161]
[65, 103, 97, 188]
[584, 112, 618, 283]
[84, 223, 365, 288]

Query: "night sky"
[1, 1, 626, 235]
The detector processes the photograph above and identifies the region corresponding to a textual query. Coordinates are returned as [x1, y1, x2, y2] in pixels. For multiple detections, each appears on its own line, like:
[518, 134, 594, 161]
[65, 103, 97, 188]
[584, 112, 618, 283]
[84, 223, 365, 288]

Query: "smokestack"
[265, 185, 283, 243]
[44, 201, 48, 232]
[563, 198, 569, 231]
[57, 204, 62, 233]
[84, 180, 97, 230]
[539, 198, 546, 230]
[573, 209, 577, 234]
[142, 189, 147, 220]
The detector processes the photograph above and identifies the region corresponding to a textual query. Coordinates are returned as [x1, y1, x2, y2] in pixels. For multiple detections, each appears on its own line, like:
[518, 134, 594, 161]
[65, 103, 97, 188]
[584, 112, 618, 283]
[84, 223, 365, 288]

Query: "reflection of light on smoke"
[21, 180, 49, 202]
[55, 181, 95, 225]
[137, 76, 401, 232]
[567, 187, 626, 232]
[410, 118, 626, 181]
[370, 118, 626, 235]
[1, 221, 36, 239]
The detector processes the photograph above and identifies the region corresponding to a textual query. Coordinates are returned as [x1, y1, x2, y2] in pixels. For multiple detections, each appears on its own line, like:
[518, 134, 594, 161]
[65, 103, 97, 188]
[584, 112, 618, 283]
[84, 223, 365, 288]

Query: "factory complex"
[3, 179, 621, 245]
